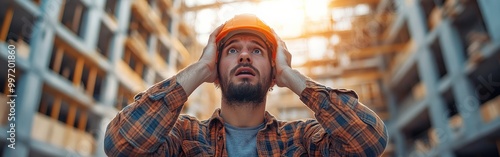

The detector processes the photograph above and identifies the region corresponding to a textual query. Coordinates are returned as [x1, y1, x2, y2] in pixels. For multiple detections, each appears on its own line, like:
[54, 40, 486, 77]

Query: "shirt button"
[134, 93, 143, 101]
[217, 136, 222, 141]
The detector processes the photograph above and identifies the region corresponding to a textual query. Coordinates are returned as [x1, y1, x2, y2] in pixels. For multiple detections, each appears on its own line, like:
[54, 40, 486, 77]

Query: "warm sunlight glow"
[191, 0, 330, 42]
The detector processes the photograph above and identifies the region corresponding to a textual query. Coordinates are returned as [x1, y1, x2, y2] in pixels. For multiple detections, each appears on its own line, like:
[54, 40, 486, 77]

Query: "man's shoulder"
[277, 118, 320, 128]
[177, 114, 211, 125]
[276, 119, 325, 136]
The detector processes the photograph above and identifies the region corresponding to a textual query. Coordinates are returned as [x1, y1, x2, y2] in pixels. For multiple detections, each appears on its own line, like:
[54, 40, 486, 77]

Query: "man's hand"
[272, 31, 308, 95]
[199, 24, 225, 83]
[177, 24, 224, 95]
[273, 32, 292, 87]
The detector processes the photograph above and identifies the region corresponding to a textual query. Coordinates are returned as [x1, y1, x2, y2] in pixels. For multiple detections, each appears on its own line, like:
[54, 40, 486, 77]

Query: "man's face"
[217, 33, 273, 105]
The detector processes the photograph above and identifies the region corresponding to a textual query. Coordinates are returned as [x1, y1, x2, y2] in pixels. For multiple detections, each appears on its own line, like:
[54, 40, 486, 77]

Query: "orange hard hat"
[216, 14, 277, 60]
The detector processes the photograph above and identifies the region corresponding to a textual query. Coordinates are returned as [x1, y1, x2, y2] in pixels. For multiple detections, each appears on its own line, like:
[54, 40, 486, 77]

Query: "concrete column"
[393, 130, 407, 157]
[96, 1, 132, 156]
[418, 47, 454, 145]
[2, 1, 60, 156]
[477, 0, 500, 42]
[405, 0, 428, 44]
[440, 19, 482, 135]
[83, 0, 105, 48]
[100, 0, 132, 107]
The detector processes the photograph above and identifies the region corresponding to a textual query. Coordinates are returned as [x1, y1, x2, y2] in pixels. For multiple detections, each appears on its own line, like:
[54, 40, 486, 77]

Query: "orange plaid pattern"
[104, 76, 388, 156]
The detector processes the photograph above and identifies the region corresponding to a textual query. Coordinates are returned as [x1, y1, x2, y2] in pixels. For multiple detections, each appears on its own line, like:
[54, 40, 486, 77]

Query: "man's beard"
[219, 64, 271, 106]
[224, 80, 267, 104]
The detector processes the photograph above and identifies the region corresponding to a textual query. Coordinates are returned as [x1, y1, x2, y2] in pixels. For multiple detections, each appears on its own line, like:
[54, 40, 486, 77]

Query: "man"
[104, 14, 388, 157]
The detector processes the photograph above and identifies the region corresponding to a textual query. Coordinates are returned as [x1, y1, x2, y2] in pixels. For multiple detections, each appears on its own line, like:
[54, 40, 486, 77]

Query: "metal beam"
[303, 62, 382, 80]
[348, 43, 408, 59]
[181, 0, 260, 12]
[330, 0, 381, 8]
[312, 70, 382, 82]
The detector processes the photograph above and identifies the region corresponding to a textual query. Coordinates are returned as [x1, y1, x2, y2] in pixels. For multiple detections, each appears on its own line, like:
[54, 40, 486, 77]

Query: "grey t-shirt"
[224, 122, 265, 157]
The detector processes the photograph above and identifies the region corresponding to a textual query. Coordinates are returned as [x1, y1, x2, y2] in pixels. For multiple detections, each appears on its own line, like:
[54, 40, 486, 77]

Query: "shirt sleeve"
[299, 80, 388, 157]
[104, 76, 188, 156]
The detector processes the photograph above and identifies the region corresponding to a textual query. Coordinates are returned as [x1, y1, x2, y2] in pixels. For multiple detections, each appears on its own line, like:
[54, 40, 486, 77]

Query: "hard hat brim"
[216, 26, 277, 60]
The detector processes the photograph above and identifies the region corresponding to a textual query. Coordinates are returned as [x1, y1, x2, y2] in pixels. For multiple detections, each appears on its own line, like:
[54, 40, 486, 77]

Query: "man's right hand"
[198, 24, 225, 83]
[177, 24, 224, 96]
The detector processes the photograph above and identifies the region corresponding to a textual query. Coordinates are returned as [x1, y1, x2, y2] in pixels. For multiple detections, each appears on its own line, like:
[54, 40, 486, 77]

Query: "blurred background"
[0, 0, 499, 156]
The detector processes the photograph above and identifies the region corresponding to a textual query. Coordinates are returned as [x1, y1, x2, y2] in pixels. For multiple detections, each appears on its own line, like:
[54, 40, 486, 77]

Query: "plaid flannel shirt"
[104, 76, 388, 157]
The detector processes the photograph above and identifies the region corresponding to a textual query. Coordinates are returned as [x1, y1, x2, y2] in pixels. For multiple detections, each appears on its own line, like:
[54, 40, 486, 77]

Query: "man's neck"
[220, 99, 266, 128]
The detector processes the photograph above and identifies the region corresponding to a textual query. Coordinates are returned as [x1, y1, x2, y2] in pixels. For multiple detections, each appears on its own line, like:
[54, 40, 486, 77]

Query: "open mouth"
[235, 67, 256, 76]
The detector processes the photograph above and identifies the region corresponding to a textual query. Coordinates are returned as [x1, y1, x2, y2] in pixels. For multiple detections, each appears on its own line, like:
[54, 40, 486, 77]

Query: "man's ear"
[271, 61, 276, 79]
[271, 65, 276, 89]
[214, 78, 220, 89]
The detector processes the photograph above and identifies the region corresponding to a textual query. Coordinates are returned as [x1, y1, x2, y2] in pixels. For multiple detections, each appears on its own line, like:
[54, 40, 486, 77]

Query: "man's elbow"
[367, 123, 389, 157]
[344, 123, 389, 157]
[104, 130, 124, 157]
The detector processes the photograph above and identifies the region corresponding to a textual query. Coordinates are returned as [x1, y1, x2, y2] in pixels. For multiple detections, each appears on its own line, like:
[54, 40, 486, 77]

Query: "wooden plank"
[0, 95, 8, 125]
[49, 120, 67, 148]
[182, 0, 256, 12]
[126, 36, 150, 65]
[3, 77, 8, 94]
[116, 88, 123, 110]
[116, 60, 147, 93]
[348, 43, 407, 59]
[78, 110, 87, 131]
[412, 82, 426, 100]
[67, 103, 77, 127]
[1, 6, 14, 36]
[31, 113, 52, 142]
[72, 2, 83, 33]
[86, 68, 97, 97]
[51, 96, 62, 120]
[39, 97, 48, 114]
[59, 0, 66, 21]
[135, 61, 144, 77]
[73, 58, 84, 87]
[330, 0, 381, 8]
[311, 69, 382, 81]
[52, 47, 64, 73]
[158, 0, 172, 9]
[1, 6, 13, 41]
[123, 50, 131, 64]
[0, 5, 14, 41]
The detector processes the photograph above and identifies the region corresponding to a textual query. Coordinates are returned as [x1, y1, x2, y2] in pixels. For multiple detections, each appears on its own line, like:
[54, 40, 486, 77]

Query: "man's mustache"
[229, 63, 260, 76]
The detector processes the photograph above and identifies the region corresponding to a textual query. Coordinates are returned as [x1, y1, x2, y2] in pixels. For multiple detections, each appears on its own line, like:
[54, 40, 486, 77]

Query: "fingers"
[271, 29, 292, 67]
[208, 24, 225, 43]
[200, 24, 225, 62]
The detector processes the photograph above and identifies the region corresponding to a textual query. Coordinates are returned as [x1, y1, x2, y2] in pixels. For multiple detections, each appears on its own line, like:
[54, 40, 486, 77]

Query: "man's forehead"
[224, 33, 267, 45]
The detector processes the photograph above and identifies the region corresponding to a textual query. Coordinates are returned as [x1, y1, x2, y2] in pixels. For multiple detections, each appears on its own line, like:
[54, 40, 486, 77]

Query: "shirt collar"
[207, 108, 279, 130]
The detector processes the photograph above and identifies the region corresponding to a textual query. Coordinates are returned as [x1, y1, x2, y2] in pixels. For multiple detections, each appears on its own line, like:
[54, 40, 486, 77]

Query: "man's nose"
[239, 50, 252, 63]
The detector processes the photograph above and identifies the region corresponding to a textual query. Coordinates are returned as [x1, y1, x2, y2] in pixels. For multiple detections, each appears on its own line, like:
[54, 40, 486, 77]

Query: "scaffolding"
[0, 0, 499, 156]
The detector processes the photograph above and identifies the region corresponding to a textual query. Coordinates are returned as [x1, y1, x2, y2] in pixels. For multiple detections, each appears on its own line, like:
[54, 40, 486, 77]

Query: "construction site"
[0, 0, 499, 156]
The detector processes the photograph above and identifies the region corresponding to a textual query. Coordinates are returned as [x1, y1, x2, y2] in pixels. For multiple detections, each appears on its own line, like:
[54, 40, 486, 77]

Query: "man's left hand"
[272, 31, 307, 95]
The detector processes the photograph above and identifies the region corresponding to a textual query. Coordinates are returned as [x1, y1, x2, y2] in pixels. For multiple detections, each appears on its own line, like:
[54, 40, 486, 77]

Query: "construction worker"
[104, 14, 388, 157]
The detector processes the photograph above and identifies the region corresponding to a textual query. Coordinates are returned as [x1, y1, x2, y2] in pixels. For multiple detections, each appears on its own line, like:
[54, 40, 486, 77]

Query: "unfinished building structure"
[0, 0, 499, 156]
[0, 0, 212, 156]
[181, 0, 500, 156]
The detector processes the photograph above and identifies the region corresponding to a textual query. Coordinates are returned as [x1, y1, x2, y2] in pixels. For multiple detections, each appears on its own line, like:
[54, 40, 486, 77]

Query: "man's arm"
[273, 33, 388, 156]
[104, 25, 223, 156]
[299, 77, 388, 156]
[104, 76, 186, 156]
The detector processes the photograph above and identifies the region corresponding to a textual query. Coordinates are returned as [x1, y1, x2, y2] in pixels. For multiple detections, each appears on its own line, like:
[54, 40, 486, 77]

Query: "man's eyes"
[252, 49, 262, 54]
[227, 48, 262, 54]
[228, 48, 238, 53]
